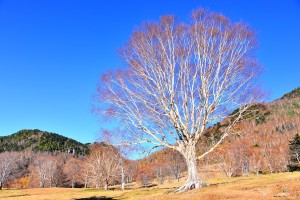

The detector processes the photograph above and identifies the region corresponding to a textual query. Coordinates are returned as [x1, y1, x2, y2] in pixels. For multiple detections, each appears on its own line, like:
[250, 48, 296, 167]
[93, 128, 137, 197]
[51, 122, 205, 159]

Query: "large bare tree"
[98, 8, 261, 191]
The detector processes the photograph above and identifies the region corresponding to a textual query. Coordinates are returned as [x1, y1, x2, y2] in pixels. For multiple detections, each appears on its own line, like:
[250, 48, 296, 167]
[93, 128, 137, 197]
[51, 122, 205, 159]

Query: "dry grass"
[1, 172, 300, 200]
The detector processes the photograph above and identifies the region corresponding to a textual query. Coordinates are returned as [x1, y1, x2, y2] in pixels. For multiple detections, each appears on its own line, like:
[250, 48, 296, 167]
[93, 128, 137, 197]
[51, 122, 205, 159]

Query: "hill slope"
[137, 87, 300, 175]
[0, 129, 89, 155]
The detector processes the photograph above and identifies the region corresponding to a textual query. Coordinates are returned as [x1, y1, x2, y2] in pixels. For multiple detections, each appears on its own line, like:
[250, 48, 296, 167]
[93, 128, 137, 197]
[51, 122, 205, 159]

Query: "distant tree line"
[0, 143, 187, 190]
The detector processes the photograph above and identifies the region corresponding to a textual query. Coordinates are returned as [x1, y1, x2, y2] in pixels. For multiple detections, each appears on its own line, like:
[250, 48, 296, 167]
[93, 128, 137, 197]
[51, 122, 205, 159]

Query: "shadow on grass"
[4, 194, 29, 198]
[74, 196, 116, 200]
[138, 183, 157, 189]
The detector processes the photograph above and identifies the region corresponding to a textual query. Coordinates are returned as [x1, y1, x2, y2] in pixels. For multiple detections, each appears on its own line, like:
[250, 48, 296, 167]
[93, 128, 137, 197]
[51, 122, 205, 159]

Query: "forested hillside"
[201, 87, 300, 175]
[0, 129, 89, 155]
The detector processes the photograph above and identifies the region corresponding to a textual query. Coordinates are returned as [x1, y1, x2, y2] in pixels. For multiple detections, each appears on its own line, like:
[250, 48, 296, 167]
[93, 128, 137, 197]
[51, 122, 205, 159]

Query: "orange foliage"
[7, 176, 31, 189]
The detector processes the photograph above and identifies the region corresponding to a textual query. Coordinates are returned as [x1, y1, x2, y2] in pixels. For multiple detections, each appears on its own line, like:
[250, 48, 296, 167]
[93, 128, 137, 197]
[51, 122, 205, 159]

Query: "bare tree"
[216, 146, 240, 177]
[0, 152, 19, 190]
[98, 8, 261, 191]
[80, 160, 92, 188]
[114, 143, 131, 190]
[86, 143, 121, 190]
[156, 166, 165, 185]
[64, 157, 81, 188]
[125, 162, 137, 188]
[32, 153, 58, 188]
[167, 150, 186, 182]
[100, 130, 134, 190]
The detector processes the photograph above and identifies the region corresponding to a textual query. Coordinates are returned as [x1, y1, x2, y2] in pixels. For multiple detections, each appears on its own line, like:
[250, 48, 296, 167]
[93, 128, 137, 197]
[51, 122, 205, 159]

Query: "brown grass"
[1, 172, 300, 200]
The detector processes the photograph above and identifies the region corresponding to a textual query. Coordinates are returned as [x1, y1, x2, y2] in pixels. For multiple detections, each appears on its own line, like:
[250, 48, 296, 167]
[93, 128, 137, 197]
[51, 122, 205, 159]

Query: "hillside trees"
[210, 104, 297, 176]
[98, 8, 261, 191]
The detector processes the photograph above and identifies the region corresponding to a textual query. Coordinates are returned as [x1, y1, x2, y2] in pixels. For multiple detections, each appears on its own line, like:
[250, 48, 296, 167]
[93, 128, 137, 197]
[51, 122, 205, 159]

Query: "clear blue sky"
[0, 0, 299, 143]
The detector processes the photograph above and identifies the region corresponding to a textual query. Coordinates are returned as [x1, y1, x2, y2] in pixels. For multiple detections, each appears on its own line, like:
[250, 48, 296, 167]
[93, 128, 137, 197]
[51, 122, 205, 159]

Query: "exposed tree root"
[174, 179, 202, 192]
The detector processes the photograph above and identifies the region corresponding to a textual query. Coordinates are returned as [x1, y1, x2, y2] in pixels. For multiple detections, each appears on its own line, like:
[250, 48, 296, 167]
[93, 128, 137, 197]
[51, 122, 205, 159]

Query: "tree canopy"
[98, 8, 261, 191]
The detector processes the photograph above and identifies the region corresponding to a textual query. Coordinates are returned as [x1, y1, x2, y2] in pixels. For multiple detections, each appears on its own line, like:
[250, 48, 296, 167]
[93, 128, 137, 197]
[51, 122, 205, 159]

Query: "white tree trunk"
[71, 177, 75, 188]
[104, 179, 108, 191]
[84, 175, 89, 188]
[121, 166, 125, 190]
[176, 144, 202, 192]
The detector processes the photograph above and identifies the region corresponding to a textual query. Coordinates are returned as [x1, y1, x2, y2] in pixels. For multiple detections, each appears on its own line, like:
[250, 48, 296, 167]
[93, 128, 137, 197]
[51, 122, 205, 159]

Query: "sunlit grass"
[1, 172, 299, 200]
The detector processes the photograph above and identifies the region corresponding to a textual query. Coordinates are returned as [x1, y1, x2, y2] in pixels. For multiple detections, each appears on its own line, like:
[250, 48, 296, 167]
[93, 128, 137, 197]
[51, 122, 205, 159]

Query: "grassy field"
[1, 172, 300, 200]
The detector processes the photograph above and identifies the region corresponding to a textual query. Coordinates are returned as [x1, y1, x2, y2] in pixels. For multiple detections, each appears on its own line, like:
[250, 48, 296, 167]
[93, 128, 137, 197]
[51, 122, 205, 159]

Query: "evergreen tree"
[288, 133, 300, 171]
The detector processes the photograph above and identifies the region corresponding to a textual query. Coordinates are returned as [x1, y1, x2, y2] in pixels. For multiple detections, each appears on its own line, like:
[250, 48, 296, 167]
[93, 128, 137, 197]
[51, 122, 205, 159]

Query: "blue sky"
[0, 0, 299, 143]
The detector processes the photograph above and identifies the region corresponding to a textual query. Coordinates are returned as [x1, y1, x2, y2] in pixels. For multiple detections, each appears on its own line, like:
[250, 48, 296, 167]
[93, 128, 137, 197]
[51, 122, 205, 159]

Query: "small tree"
[156, 166, 165, 185]
[0, 152, 19, 190]
[80, 160, 92, 188]
[98, 8, 261, 191]
[86, 143, 121, 190]
[125, 162, 137, 188]
[167, 150, 186, 182]
[64, 157, 82, 188]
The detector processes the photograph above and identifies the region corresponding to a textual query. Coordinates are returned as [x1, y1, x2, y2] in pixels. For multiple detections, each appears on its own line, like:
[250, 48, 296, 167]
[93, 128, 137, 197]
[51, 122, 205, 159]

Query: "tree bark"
[175, 143, 202, 192]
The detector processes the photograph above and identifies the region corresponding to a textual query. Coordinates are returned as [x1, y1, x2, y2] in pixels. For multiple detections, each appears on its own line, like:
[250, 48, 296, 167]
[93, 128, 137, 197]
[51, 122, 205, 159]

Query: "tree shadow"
[74, 196, 116, 200]
[138, 183, 157, 189]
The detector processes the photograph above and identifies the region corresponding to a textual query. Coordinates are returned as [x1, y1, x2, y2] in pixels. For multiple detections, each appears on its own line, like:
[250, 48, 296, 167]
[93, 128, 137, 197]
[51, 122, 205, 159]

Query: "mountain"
[0, 129, 89, 155]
